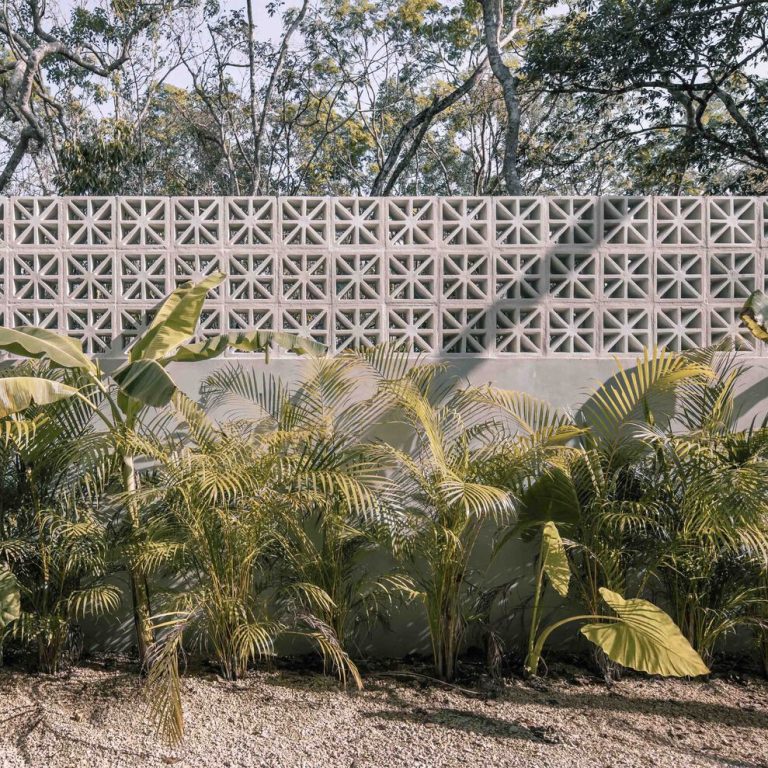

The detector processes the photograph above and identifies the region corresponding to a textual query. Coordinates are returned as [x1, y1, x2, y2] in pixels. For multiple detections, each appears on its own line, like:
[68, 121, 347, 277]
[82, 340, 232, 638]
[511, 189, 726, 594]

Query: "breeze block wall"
[6, 195, 766, 656]
[1, 195, 765, 360]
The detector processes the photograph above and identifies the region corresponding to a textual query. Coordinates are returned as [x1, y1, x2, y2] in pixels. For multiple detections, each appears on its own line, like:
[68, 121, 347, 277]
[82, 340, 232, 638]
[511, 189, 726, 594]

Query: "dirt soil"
[0, 662, 766, 768]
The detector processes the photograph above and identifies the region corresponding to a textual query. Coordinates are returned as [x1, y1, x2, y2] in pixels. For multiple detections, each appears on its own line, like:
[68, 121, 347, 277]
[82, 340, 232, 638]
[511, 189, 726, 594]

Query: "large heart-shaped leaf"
[0, 569, 20, 628]
[168, 330, 324, 363]
[0, 377, 80, 417]
[129, 273, 225, 362]
[541, 521, 570, 597]
[740, 290, 768, 342]
[0, 327, 96, 374]
[580, 588, 710, 677]
[112, 359, 177, 407]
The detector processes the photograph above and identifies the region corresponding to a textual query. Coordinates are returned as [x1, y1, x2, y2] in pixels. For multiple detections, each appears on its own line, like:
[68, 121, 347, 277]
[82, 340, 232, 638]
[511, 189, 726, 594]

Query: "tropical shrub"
[0, 367, 118, 672]
[134, 394, 364, 743]
[0, 274, 316, 665]
[524, 521, 709, 679]
[201, 350, 408, 655]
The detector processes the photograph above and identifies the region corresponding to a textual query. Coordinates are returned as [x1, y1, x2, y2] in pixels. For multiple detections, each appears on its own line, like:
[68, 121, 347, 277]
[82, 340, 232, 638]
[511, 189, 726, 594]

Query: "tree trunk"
[479, 0, 523, 195]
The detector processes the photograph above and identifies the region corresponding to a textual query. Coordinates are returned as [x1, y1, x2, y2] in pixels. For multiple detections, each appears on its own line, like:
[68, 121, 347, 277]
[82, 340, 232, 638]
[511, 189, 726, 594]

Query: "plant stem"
[122, 451, 154, 667]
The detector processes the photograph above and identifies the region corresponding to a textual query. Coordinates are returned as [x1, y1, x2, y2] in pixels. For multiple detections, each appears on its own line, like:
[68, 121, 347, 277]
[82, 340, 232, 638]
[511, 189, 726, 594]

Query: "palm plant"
[637, 352, 768, 664]
[201, 351, 402, 654]
[368, 362, 577, 682]
[0, 273, 317, 665]
[0, 366, 118, 672]
[129, 399, 363, 744]
[478, 348, 714, 674]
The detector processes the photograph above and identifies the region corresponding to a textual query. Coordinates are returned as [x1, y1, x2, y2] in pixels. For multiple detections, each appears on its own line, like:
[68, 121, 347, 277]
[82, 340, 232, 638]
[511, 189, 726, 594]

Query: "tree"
[525, 0, 768, 192]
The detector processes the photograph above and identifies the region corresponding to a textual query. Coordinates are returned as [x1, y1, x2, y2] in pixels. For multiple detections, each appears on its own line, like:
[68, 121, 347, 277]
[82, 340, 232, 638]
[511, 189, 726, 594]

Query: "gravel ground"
[0, 662, 766, 768]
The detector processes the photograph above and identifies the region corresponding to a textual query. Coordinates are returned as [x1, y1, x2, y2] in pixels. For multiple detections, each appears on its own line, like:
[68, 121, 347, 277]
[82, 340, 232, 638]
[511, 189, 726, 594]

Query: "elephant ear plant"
[525, 521, 710, 679]
[0, 273, 319, 666]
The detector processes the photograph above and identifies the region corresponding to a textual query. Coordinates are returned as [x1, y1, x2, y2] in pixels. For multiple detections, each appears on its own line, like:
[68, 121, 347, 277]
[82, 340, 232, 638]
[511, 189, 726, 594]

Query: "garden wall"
[4, 195, 767, 657]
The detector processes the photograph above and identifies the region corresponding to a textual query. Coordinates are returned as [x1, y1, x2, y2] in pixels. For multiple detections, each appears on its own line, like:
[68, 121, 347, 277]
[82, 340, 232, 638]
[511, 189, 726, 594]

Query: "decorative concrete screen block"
[0, 196, 764, 358]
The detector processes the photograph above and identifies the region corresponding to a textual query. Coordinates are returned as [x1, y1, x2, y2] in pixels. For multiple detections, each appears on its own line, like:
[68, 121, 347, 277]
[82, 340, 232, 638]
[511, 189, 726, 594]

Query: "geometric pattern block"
[172, 252, 223, 292]
[549, 252, 597, 300]
[656, 252, 703, 300]
[65, 307, 114, 355]
[441, 198, 489, 245]
[386, 307, 437, 353]
[118, 198, 168, 246]
[601, 307, 651, 354]
[655, 197, 704, 245]
[708, 252, 756, 300]
[227, 307, 275, 333]
[386, 198, 436, 246]
[227, 198, 275, 245]
[281, 252, 328, 301]
[442, 252, 489, 301]
[173, 198, 221, 246]
[227, 252, 276, 301]
[119, 252, 170, 300]
[709, 306, 756, 351]
[388, 252, 435, 300]
[708, 198, 756, 245]
[602, 252, 650, 300]
[494, 306, 544, 354]
[334, 252, 382, 301]
[66, 252, 114, 300]
[441, 307, 487, 354]
[602, 197, 650, 245]
[494, 198, 544, 245]
[281, 307, 330, 346]
[333, 198, 380, 245]
[12, 198, 60, 245]
[334, 308, 382, 351]
[282, 198, 328, 245]
[548, 198, 596, 245]
[11, 252, 60, 300]
[65, 198, 114, 245]
[547, 306, 596, 354]
[495, 251, 543, 299]
[655, 307, 705, 351]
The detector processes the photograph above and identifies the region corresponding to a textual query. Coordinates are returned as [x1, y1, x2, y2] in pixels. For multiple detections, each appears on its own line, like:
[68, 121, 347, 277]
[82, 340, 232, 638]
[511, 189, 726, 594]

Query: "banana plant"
[0, 273, 320, 666]
[525, 521, 710, 678]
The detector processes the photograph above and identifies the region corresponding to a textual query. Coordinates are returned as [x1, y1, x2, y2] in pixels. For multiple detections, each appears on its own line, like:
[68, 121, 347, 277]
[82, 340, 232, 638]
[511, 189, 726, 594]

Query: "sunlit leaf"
[541, 521, 570, 597]
[0, 377, 80, 417]
[112, 359, 177, 407]
[129, 273, 225, 362]
[0, 327, 96, 374]
[0, 569, 20, 628]
[580, 588, 710, 677]
[169, 330, 323, 362]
